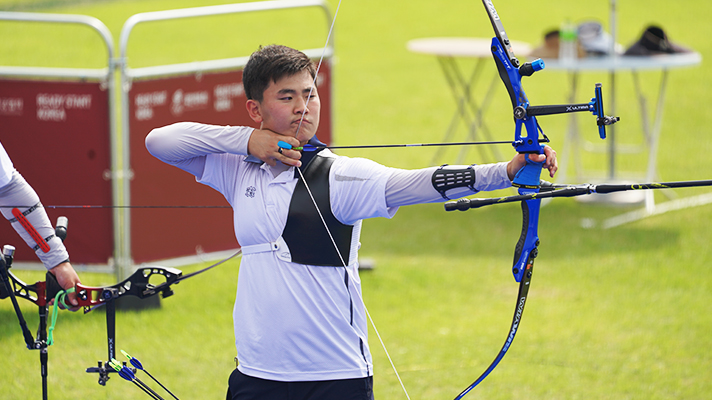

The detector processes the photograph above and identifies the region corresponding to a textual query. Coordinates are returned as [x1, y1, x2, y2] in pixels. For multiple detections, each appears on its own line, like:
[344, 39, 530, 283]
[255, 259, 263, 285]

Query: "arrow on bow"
[277, 138, 544, 151]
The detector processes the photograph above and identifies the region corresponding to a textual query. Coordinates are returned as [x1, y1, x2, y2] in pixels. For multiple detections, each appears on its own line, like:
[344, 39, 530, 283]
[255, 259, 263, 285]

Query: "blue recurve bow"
[451, 1, 618, 398]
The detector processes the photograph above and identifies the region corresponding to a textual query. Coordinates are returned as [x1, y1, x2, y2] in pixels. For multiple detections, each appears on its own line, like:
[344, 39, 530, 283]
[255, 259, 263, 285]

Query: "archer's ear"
[246, 99, 263, 123]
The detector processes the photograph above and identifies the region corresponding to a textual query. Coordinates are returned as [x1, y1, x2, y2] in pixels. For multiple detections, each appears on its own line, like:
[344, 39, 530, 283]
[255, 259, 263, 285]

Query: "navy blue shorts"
[226, 369, 374, 400]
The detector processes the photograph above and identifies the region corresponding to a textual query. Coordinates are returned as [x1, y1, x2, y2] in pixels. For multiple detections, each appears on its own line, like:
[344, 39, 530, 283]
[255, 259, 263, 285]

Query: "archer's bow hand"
[248, 129, 302, 168]
[506, 145, 558, 180]
[49, 262, 81, 311]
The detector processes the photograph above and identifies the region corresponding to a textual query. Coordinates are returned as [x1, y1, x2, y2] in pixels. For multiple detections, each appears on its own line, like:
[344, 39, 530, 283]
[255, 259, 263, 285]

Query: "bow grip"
[512, 154, 544, 189]
[74, 266, 182, 310]
[511, 156, 543, 282]
[512, 196, 540, 282]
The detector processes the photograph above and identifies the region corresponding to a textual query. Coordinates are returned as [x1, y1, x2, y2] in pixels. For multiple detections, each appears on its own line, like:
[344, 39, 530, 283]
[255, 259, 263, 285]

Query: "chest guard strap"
[283, 153, 354, 266]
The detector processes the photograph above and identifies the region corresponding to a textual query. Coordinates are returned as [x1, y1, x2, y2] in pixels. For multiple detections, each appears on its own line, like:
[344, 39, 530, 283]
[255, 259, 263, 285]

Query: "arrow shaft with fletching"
[277, 139, 547, 152]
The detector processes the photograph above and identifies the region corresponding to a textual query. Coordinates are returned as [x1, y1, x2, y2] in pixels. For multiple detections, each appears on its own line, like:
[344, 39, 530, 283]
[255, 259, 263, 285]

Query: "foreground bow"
[0, 216, 239, 399]
[449, 1, 619, 398]
[445, 1, 712, 398]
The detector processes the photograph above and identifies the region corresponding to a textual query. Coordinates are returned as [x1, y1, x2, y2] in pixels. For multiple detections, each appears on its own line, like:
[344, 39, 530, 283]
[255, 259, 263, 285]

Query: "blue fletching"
[109, 359, 133, 381]
[121, 349, 144, 370]
[130, 358, 143, 370]
[118, 368, 133, 381]
[121, 365, 136, 379]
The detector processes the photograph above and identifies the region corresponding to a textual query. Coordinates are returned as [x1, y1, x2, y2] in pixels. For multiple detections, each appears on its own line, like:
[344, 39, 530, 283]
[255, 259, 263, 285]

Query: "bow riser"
[487, 4, 546, 284]
[74, 266, 182, 311]
[489, 36, 544, 155]
[0, 270, 41, 305]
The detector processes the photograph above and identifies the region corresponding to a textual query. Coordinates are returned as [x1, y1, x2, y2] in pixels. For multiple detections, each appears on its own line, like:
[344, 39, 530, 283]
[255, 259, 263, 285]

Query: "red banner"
[0, 79, 113, 265]
[128, 64, 333, 263]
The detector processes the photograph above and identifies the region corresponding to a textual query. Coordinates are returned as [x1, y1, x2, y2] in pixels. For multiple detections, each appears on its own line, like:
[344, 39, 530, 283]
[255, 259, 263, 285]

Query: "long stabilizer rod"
[445, 180, 712, 211]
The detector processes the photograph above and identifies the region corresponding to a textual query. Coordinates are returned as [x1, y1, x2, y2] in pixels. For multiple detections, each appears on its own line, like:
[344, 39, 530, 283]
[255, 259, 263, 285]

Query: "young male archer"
[146, 44, 557, 400]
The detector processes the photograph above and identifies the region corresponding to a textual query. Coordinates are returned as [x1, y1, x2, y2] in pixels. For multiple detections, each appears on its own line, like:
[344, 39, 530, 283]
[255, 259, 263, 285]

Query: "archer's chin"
[296, 130, 318, 144]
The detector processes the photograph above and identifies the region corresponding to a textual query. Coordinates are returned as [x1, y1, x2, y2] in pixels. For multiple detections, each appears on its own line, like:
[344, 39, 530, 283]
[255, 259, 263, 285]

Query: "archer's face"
[248, 70, 321, 145]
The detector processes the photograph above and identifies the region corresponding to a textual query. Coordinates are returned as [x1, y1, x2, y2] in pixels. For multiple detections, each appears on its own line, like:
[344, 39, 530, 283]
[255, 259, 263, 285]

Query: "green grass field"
[2, 0, 712, 399]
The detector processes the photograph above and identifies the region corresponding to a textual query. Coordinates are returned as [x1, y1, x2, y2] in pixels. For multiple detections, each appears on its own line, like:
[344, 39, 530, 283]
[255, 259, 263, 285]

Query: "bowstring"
[293, 1, 411, 398]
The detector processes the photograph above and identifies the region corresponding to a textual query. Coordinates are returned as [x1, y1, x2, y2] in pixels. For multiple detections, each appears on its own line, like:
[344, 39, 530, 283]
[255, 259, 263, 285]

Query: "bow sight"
[482, 0, 618, 154]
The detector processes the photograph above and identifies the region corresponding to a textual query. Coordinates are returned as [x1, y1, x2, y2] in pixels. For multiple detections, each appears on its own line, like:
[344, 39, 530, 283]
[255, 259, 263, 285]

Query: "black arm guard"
[432, 164, 477, 200]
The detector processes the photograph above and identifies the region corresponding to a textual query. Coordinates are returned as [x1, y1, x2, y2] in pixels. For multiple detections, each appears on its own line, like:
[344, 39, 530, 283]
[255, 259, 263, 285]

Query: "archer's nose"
[295, 98, 310, 115]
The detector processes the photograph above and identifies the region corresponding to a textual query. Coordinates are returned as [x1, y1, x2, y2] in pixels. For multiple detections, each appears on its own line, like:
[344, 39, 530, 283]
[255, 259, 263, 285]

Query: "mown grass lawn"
[2, 0, 712, 399]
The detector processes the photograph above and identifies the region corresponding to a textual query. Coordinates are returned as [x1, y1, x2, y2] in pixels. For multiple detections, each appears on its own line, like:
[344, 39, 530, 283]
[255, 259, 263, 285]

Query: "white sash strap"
[241, 240, 280, 254]
[240, 237, 292, 262]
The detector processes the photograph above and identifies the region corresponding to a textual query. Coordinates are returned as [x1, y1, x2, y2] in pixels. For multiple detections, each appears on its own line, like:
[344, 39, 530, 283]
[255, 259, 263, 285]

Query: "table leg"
[432, 56, 503, 165]
[645, 69, 677, 210]
[559, 72, 581, 183]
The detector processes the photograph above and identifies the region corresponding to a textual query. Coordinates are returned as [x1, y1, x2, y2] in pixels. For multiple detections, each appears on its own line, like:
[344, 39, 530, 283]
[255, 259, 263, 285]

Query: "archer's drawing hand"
[507, 145, 558, 180]
[248, 129, 302, 168]
[49, 261, 81, 311]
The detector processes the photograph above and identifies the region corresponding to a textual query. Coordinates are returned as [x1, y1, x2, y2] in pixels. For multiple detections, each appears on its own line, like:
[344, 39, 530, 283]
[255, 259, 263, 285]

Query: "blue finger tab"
[277, 140, 293, 150]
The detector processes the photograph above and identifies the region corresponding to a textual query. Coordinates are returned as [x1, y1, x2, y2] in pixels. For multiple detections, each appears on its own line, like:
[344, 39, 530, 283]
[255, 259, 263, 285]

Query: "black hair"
[243, 45, 317, 102]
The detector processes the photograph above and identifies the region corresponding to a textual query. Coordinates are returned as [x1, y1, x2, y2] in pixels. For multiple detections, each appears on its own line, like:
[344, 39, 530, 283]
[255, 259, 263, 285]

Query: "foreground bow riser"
[73, 267, 182, 312]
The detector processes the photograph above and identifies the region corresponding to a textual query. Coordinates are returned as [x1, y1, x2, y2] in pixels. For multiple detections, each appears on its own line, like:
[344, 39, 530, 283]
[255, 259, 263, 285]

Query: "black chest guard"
[282, 153, 354, 266]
